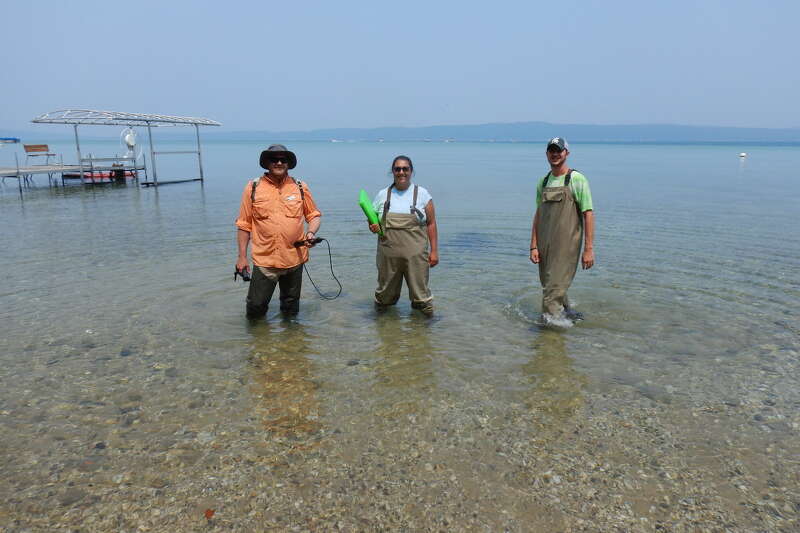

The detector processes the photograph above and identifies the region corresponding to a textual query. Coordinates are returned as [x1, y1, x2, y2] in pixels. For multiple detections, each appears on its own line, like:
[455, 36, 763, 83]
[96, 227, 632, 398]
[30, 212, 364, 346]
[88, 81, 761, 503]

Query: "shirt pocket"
[542, 189, 565, 203]
[283, 198, 303, 218]
[252, 199, 271, 220]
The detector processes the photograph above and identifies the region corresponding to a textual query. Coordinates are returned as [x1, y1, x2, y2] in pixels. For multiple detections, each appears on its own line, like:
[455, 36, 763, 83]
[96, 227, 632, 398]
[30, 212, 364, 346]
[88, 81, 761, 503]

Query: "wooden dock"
[0, 164, 82, 178]
[1, 164, 145, 184]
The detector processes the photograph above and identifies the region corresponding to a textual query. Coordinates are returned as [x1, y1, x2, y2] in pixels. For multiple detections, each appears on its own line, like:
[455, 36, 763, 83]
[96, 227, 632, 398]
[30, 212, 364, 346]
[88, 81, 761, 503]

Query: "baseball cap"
[546, 137, 569, 151]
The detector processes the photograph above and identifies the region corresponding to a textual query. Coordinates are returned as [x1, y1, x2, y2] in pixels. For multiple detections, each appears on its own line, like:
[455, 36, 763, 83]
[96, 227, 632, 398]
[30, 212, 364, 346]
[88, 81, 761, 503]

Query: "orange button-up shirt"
[235, 174, 322, 269]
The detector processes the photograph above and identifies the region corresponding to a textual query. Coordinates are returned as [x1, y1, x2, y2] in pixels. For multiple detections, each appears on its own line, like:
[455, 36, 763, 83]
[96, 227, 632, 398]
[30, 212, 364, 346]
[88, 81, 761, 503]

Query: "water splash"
[537, 312, 575, 330]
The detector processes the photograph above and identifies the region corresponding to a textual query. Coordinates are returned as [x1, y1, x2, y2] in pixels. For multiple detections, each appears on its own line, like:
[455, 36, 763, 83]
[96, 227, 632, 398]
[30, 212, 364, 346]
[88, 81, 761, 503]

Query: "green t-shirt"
[536, 170, 593, 212]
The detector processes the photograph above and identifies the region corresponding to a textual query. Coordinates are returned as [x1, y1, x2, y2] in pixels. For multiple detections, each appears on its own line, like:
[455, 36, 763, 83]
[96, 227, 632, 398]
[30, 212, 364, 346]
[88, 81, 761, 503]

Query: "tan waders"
[537, 171, 583, 317]
[375, 185, 433, 312]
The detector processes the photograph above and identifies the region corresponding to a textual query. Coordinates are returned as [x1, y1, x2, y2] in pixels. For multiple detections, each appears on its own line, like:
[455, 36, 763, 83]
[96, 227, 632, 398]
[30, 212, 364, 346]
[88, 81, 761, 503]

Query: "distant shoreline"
[6, 119, 800, 144]
[9, 138, 799, 147]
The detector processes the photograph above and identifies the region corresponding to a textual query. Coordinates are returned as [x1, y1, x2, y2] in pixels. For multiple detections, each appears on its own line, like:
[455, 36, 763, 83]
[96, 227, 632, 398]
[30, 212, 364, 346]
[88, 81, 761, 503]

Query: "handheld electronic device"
[234, 267, 251, 282]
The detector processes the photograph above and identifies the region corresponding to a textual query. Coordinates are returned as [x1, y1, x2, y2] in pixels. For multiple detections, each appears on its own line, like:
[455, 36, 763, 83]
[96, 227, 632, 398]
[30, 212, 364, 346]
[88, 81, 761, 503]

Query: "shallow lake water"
[1, 140, 798, 531]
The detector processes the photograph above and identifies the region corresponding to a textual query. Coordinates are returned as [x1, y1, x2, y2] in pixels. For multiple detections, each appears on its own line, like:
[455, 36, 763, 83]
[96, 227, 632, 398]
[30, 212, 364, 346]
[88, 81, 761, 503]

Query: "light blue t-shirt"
[373, 184, 432, 222]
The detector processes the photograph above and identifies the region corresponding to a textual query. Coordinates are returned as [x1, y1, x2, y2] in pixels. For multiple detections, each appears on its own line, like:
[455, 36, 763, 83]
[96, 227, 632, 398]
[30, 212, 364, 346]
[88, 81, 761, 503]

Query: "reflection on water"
[522, 331, 586, 421]
[2, 142, 800, 529]
[370, 311, 438, 416]
[248, 321, 322, 449]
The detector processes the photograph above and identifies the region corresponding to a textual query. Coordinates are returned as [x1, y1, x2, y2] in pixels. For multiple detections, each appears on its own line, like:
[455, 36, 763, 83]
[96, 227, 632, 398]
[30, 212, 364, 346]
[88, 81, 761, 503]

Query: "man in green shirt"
[529, 137, 595, 324]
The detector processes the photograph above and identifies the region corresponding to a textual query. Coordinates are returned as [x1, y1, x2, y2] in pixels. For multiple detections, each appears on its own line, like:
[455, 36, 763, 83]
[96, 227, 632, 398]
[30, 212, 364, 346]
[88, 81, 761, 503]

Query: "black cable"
[302, 238, 342, 300]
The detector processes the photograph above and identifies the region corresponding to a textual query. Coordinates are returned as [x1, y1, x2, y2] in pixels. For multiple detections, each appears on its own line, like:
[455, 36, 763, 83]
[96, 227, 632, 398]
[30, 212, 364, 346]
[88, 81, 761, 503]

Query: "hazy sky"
[2, 0, 798, 132]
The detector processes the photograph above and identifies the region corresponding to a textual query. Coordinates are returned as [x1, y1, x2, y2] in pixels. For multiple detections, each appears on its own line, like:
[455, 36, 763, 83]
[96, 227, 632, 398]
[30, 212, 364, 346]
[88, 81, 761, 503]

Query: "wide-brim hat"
[260, 144, 297, 170]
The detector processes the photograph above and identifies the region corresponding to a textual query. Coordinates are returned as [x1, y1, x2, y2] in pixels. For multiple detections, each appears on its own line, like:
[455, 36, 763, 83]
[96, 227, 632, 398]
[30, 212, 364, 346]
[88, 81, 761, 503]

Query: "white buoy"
[739, 152, 747, 158]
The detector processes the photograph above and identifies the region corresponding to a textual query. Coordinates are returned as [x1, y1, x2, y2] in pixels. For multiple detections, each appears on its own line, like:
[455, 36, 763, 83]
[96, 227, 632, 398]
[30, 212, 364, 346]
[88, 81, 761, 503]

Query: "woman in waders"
[368, 156, 439, 316]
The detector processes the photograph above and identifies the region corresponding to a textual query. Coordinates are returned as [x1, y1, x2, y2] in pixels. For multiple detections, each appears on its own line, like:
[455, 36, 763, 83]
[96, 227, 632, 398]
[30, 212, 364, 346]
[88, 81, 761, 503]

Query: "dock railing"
[75, 155, 146, 184]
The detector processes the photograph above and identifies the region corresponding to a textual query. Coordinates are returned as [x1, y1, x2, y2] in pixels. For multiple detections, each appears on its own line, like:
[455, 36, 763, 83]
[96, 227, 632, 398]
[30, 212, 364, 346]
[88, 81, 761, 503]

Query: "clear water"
[1, 140, 798, 529]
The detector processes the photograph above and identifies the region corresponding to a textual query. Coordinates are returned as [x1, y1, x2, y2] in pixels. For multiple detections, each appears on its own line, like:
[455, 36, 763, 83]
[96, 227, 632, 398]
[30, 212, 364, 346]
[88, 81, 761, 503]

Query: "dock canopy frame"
[32, 109, 221, 186]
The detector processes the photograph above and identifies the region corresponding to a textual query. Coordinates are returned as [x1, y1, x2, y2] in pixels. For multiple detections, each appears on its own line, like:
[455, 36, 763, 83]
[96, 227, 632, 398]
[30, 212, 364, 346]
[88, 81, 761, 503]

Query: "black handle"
[293, 237, 324, 247]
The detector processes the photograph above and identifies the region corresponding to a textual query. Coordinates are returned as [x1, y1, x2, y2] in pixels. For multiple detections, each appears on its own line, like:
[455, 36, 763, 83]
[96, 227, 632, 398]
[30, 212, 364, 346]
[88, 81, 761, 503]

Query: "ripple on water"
[2, 143, 800, 529]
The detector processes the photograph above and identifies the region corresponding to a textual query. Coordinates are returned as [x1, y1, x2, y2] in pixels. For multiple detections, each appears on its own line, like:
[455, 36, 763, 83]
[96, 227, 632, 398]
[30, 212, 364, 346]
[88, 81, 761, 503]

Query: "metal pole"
[141, 148, 148, 181]
[15, 152, 22, 194]
[138, 129, 147, 181]
[195, 124, 204, 181]
[147, 123, 157, 186]
[74, 125, 83, 185]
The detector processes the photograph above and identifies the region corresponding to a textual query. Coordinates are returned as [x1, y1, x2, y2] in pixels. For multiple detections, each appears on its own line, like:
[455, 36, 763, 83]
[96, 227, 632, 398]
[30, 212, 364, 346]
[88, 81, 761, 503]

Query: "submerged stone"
[59, 488, 86, 507]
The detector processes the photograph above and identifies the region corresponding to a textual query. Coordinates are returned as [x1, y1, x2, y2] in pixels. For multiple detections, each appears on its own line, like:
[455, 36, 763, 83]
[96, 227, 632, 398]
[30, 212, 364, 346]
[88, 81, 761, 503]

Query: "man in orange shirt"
[235, 145, 322, 318]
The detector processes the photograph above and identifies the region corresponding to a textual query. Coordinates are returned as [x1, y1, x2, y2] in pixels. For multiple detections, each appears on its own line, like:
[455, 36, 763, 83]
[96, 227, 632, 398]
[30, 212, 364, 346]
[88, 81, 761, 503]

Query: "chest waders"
[375, 184, 432, 309]
[537, 170, 583, 317]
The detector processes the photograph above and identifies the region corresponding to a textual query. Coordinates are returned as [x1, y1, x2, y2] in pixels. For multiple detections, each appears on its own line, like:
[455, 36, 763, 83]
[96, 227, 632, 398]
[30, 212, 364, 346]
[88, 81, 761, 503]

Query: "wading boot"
[565, 308, 584, 322]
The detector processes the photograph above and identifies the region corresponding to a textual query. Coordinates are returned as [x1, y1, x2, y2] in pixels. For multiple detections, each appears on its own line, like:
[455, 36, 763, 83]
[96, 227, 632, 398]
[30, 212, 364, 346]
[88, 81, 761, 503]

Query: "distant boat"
[330, 139, 344, 143]
[739, 152, 747, 158]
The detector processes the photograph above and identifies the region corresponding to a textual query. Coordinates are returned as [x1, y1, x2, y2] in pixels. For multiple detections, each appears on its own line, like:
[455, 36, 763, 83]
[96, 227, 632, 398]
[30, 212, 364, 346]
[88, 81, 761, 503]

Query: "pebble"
[59, 488, 86, 507]
[3, 329, 798, 532]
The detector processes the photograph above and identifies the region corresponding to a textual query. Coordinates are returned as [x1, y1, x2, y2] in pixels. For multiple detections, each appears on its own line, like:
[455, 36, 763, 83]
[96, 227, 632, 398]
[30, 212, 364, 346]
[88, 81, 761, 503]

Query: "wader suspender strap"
[542, 170, 580, 217]
[541, 169, 573, 189]
[565, 170, 580, 218]
[379, 184, 393, 231]
[382, 184, 423, 226]
[410, 185, 425, 222]
[382, 183, 394, 225]
[251, 176, 305, 204]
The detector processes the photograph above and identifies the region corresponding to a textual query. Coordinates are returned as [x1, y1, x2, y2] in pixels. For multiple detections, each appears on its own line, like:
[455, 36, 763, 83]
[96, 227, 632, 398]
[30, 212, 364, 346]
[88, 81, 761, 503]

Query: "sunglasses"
[267, 157, 288, 165]
[392, 166, 411, 173]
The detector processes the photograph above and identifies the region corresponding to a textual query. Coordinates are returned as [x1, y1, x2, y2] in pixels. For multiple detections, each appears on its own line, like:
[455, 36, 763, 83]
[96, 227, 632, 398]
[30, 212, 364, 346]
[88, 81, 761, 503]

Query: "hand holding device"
[234, 266, 251, 282]
[294, 237, 324, 247]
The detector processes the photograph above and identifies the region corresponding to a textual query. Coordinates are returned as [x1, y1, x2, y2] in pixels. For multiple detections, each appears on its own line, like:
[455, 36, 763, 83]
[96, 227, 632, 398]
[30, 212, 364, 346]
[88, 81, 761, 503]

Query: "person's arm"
[425, 200, 439, 267]
[529, 209, 540, 264]
[305, 216, 321, 244]
[236, 229, 251, 273]
[369, 191, 384, 233]
[582, 210, 594, 269]
[299, 182, 322, 246]
[235, 183, 254, 273]
[530, 177, 544, 264]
